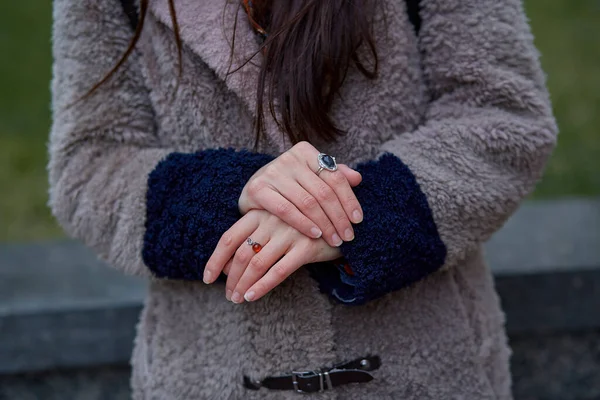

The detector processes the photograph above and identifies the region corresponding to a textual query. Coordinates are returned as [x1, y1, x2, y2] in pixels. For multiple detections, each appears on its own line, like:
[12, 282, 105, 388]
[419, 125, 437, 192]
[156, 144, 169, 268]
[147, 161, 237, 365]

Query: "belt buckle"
[291, 370, 332, 393]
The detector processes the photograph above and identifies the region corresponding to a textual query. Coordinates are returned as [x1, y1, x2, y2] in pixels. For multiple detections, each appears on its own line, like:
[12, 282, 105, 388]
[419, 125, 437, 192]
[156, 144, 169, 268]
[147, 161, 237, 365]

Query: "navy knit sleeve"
[142, 148, 274, 280]
[308, 153, 447, 305]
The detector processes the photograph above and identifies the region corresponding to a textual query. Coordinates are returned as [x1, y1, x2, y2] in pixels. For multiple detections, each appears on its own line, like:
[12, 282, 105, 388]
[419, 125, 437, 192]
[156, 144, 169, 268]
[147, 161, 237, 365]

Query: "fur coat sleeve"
[49, 0, 557, 305]
[48, 0, 273, 279]
[317, 0, 558, 304]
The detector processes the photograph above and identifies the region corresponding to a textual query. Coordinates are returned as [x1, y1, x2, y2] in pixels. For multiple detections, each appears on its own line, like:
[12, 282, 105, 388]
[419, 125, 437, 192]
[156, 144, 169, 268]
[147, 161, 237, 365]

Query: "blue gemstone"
[321, 155, 336, 169]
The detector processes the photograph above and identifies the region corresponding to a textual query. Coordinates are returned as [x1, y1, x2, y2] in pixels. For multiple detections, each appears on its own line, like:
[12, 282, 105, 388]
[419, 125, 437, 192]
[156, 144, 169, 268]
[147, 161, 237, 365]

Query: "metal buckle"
[291, 371, 309, 394]
[291, 370, 331, 393]
[323, 371, 333, 391]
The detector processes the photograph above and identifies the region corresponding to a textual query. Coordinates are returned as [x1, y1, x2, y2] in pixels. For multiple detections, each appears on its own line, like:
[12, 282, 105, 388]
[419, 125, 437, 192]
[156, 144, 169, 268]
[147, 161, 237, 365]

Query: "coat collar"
[146, 0, 420, 155]
[148, 0, 263, 116]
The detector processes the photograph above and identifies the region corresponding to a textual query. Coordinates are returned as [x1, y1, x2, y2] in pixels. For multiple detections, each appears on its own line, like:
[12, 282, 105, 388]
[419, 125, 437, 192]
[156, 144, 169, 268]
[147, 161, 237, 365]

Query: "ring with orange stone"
[246, 237, 263, 253]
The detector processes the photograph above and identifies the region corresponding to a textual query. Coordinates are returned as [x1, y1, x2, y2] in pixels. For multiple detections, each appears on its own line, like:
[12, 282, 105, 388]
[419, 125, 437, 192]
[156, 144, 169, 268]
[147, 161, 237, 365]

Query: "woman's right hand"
[238, 141, 363, 247]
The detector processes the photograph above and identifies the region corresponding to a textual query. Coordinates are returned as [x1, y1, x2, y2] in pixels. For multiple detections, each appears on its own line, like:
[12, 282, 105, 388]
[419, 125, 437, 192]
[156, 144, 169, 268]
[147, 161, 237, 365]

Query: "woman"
[48, 0, 557, 398]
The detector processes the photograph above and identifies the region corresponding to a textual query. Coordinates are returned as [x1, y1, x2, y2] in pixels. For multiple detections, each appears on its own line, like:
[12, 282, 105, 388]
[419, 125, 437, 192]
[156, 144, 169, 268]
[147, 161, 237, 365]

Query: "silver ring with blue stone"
[316, 153, 338, 176]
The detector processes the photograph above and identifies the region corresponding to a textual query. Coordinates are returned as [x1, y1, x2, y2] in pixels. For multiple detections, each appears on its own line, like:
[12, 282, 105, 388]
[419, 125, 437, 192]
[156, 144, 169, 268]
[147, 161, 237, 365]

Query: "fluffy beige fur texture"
[49, 0, 557, 398]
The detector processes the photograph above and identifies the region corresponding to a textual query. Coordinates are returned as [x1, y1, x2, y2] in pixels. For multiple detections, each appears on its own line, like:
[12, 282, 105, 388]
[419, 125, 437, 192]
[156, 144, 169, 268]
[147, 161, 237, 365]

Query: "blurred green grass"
[0, 0, 599, 241]
[0, 2, 62, 241]
[527, 0, 600, 197]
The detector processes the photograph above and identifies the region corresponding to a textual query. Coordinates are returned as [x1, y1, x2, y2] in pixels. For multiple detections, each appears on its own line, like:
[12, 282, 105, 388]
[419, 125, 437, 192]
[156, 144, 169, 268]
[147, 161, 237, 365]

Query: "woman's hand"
[238, 141, 363, 248]
[203, 209, 342, 303]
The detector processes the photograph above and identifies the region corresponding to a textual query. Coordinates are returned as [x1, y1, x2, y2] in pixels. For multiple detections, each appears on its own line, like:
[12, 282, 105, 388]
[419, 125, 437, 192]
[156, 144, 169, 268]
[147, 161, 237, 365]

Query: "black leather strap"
[332, 355, 382, 371]
[244, 355, 381, 393]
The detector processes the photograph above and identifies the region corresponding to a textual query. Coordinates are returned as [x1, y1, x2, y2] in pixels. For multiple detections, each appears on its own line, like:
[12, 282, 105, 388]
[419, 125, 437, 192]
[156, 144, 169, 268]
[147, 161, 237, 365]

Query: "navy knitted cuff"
[142, 148, 275, 280]
[309, 153, 447, 305]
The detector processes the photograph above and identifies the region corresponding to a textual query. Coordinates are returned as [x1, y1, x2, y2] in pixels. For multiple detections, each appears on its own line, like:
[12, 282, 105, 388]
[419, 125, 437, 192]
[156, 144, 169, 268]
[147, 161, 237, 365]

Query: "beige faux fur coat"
[49, 0, 557, 398]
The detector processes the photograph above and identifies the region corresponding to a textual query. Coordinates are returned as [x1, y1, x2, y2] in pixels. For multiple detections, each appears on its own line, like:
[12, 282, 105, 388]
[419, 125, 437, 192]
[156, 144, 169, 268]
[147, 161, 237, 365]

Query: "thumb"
[337, 164, 362, 187]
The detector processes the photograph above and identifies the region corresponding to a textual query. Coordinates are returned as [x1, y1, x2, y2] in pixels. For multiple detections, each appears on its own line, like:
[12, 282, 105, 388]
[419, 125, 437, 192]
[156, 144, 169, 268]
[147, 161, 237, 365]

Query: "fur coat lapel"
[146, 0, 423, 154]
[148, 0, 262, 116]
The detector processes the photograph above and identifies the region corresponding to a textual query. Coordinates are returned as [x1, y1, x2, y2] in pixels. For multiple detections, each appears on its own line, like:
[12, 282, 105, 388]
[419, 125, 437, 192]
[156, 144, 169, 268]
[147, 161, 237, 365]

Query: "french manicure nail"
[344, 228, 354, 241]
[244, 291, 255, 302]
[311, 227, 322, 238]
[226, 289, 233, 301]
[231, 292, 242, 303]
[332, 234, 343, 247]
[353, 210, 363, 223]
[203, 271, 212, 284]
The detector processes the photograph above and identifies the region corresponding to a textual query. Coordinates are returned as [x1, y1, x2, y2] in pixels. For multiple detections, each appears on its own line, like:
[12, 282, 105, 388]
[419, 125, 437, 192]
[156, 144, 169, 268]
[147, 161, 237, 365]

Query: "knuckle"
[345, 195, 359, 206]
[295, 141, 311, 151]
[248, 255, 267, 273]
[246, 180, 262, 196]
[264, 164, 279, 178]
[278, 151, 295, 165]
[301, 195, 318, 210]
[316, 184, 335, 201]
[271, 264, 288, 279]
[234, 249, 251, 265]
[335, 213, 349, 225]
[220, 232, 234, 247]
[322, 222, 336, 235]
[275, 201, 293, 216]
[330, 171, 347, 185]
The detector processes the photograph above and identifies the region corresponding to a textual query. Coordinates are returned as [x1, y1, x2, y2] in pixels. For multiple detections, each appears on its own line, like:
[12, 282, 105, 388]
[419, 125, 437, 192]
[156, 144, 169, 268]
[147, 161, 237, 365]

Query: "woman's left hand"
[203, 209, 342, 303]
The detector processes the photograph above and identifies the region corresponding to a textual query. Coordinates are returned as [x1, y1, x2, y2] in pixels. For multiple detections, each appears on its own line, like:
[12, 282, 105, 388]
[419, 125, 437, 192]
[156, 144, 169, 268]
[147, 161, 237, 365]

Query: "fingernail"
[344, 228, 354, 241]
[353, 210, 363, 223]
[244, 291, 255, 302]
[332, 234, 343, 247]
[231, 292, 242, 303]
[203, 270, 212, 284]
[226, 289, 233, 301]
[311, 227, 322, 238]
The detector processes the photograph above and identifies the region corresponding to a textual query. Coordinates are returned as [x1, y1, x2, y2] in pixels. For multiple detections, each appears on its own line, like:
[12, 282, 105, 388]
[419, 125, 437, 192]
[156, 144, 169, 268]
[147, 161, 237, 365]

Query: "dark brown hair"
[92, 0, 379, 146]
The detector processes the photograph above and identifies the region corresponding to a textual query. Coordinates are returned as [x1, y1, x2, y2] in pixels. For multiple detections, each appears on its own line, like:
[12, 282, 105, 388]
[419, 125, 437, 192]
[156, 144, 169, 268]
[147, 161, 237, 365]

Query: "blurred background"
[0, 1, 598, 399]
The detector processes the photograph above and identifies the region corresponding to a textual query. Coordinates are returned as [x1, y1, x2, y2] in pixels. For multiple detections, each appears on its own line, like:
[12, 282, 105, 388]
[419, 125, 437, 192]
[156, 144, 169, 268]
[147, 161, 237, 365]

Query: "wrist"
[315, 245, 343, 263]
[332, 248, 343, 260]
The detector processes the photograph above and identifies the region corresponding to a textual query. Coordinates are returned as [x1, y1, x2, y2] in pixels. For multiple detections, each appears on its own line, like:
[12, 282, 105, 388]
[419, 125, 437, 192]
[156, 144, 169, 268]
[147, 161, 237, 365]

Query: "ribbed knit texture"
[309, 153, 446, 304]
[143, 148, 274, 279]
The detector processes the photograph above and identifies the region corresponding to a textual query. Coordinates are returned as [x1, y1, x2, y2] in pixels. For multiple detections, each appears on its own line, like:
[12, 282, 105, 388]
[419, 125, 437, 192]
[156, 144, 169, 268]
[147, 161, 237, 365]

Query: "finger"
[337, 164, 362, 187]
[272, 179, 338, 241]
[243, 245, 308, 302]
[232, 235, 290, 302]
[297, 170, 354, 245]
[226, 230, 270, 303]
[254, 187, 323, 239]
[223, 258, 233, 275]
[319, 168, 364, 225]
[295, 143, 362, 225]
[204, 214, 259, 284]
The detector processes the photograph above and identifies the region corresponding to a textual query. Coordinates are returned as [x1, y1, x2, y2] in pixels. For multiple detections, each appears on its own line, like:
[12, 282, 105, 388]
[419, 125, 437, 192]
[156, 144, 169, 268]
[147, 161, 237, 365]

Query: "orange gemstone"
[252, 243, 262, 253]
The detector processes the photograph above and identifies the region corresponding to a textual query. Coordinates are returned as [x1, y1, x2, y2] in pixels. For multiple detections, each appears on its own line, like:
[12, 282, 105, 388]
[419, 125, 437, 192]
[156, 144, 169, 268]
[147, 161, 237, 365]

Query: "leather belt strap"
[244, 355, 381, 394]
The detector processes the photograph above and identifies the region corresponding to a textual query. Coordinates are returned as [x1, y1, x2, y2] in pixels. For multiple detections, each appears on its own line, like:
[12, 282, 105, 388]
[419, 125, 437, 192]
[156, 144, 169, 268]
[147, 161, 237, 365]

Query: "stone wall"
[1, 199, 599, 399]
